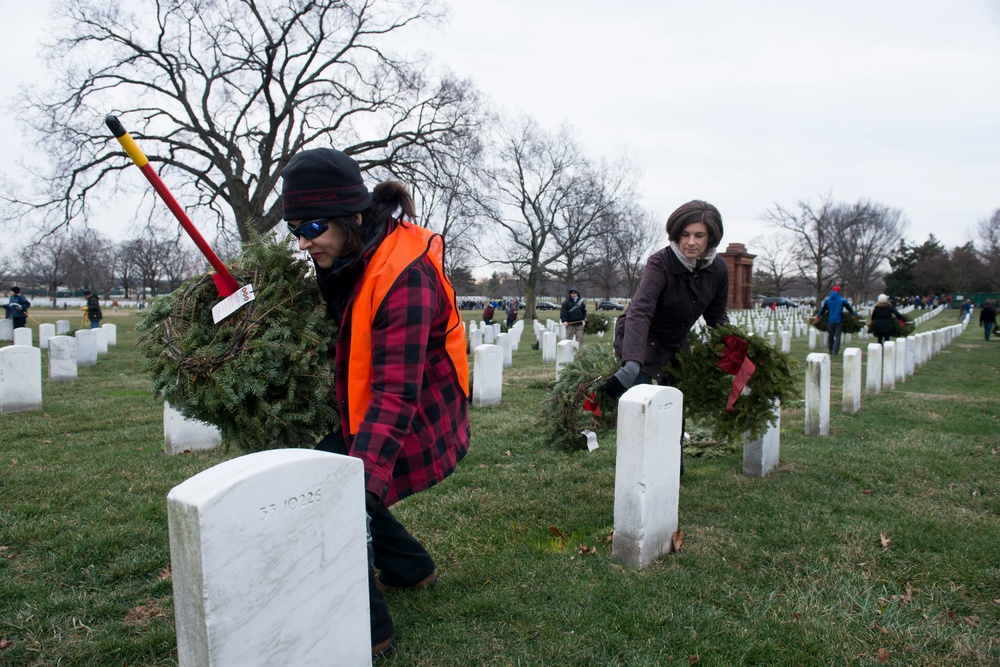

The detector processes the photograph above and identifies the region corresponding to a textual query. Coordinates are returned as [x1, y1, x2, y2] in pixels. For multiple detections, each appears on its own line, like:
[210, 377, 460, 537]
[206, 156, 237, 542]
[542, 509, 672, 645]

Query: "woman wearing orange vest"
[281, 148, 470, 659]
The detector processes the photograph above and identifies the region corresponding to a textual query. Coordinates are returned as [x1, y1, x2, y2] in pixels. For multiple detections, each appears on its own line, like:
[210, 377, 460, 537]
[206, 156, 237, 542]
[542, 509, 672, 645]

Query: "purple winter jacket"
[613, 247, 729, 382]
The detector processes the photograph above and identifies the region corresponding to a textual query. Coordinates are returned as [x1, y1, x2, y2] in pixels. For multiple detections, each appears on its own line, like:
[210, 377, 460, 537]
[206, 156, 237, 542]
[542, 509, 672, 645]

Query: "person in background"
[83, 290, 103, 329]
[980, 299, 996, 341]
[4, 287, 30, 329]
[815, 286, 855, 356]
[505, 300, 518, 330]
[868, 293, 905, 345]
[281, 147, 470, 659]
[482, 300, 496, 326]
[560, 287, 586, 344]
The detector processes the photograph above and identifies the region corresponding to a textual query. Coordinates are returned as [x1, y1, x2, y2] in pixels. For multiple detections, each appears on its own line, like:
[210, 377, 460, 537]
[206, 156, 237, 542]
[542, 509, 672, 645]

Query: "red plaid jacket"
[336, 222, 470, 506]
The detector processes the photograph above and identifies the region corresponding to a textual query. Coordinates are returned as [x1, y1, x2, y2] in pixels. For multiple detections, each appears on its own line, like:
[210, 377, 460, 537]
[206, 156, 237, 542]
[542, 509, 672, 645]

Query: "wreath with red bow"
[669, 324, 799, 444]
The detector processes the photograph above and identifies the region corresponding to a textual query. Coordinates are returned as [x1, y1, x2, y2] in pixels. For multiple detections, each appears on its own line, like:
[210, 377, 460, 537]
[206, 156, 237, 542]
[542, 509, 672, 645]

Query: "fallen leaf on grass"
[42, 440, 52, 444]
[880, 533, 891, 549]
[549, 526, 566, 545]
[0, 637, 11, 650]
[876, 647, 890, 663]
[993, 599, 1000, 605]
[603, 531, 614, 543]
[688, 655, 699, 665]
[890, 583, 913, 605]
[963, 616, 979, 627]
[576, 544, 597, 557]
[672, 531, 685, 552]
[159, 565, 171, 581]
[125, 602, 166, 624]
[863, 489, 873, 495]
[9, 458, 15, 465]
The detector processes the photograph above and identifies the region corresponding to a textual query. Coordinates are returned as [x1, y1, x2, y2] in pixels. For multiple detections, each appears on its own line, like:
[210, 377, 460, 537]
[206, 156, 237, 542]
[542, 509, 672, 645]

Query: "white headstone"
[75, 329, 98, 366]
[472, 344, 503, 408]
[168, 449, 371, 667]
[780, 330, 792, 353]
[804, 353, 830, 436]
[48, 336, 78, 381]
[13, 327, 32, 347]
[164, 403, 223, 454]
[893, 337, 906, 383]
[842, 348, 862, 413]
[807, 327, 817, 350]
[866, 343, 882, 395]
[555, 339, 578, 380]
[0, 319, 11, 341]
[483, 325, 494, 345]
[743, 403, 780, 477]
[541, 331, 557, 363]
[94, 327, 109, 356]
[470, 328, 483, 351]
[496, 332, 513, 369]
[612, 385, 682, 569]
[39, 323, 56, 349]
[102, 323, 118, 346]
[55, 320, 71, 335]
[0, 345, 42, 414]
[882, 341, 896, 391]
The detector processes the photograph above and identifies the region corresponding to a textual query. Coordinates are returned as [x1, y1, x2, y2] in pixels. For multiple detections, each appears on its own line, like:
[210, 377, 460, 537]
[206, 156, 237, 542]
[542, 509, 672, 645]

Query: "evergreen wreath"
[136, 238, 339, 453]
[584, 312, 610, 335]
[541, 325, 798, 450]
[812, 310, 863, 334]
[668, 324, 799, 444]
[540, 342, 621, 450]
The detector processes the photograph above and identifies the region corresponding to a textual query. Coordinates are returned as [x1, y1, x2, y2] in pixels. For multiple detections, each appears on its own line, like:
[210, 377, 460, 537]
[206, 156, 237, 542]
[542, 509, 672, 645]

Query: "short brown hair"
[665, 200, 723, 249]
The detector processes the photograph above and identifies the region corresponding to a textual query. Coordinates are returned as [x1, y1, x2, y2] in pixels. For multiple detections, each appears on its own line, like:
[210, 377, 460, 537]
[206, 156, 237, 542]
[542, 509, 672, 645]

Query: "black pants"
[828, 322, 844, 355]
[316, 431, 435, 645]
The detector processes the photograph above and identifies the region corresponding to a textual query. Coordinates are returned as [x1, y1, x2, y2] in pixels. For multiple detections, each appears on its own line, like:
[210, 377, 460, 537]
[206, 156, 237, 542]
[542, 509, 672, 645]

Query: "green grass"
[1, 308, 997, 666]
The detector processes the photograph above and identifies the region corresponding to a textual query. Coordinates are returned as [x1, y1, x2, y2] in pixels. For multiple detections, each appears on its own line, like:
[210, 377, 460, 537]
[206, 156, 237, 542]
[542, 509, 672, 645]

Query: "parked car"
[535, 301, 559, 310]
[760, 297, 798, 309]
[597, 300, 624, 311]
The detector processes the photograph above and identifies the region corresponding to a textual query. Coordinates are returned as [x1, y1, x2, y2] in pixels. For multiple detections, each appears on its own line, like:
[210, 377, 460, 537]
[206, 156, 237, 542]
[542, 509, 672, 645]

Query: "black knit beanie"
[281, 148, 373, 221]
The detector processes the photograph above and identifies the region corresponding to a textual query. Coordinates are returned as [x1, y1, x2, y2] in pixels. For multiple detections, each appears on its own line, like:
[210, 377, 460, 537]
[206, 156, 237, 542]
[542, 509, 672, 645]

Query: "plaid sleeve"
[351, 260, 436, 498]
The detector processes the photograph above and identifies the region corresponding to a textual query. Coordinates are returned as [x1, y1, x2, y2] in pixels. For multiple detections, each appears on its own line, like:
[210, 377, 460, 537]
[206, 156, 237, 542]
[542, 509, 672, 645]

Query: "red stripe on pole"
[137, 163, 239, 297]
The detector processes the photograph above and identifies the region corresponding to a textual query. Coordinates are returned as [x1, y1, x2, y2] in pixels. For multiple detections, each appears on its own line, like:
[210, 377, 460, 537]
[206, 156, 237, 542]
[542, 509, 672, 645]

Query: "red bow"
[716, 335, 756, 413]
[583, 391, 602, 418]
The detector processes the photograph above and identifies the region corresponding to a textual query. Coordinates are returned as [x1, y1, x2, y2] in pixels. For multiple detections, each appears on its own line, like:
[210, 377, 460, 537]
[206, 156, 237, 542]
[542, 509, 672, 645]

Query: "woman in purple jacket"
[605, 200, 730, 397]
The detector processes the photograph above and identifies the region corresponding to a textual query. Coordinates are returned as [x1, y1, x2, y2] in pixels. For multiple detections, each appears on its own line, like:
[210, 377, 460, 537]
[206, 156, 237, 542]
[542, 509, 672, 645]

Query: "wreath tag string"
[715, 335, 757, 413]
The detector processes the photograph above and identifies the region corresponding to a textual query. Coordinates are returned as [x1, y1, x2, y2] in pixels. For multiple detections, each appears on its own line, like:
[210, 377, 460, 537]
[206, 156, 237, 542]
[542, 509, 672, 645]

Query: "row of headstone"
[804, 319, 967, 436]
[0, 323, 120, 414]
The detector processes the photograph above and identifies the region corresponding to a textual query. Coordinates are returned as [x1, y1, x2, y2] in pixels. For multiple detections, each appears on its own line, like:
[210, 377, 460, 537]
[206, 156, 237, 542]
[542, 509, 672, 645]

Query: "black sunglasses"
[287, 219, 329, 240]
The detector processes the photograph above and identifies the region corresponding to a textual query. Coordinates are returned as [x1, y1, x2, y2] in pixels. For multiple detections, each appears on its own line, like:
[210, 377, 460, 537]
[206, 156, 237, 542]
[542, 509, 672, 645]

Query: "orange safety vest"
[345, 220, 469, 435]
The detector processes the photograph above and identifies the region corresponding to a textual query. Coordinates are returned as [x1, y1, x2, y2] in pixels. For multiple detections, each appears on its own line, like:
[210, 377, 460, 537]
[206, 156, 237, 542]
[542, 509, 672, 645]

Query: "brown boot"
[372, 635, 396, 659]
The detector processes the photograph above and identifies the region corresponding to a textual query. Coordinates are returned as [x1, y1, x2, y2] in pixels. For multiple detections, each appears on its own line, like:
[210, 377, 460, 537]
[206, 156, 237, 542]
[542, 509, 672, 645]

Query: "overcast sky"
[2, 0, 998, 254]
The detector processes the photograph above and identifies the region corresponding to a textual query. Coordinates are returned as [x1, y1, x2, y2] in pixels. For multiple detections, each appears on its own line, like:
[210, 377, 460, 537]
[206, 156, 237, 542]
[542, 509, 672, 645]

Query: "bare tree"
[20, 235, 76, 307]
[978, 208, 1000, 290]
[611, 205, 662, 298]
[10, 0, 480, 242]
[472, 116, 635, 320]
[750, 232, 798, 297]
[66, 228, 116, 296]
[828, 199, 906, 303]
[763, 194, 863, 304]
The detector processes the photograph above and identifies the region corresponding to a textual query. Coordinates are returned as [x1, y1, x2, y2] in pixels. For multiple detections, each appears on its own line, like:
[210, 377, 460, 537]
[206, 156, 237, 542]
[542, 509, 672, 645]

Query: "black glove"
[602, 361, 640, 400]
